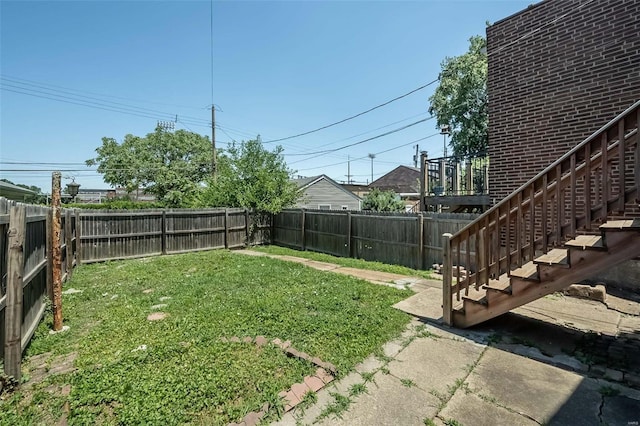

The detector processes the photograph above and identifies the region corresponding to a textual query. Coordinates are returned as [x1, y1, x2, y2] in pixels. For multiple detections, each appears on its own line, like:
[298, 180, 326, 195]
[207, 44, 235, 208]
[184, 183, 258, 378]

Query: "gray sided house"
[292, 175, 361, 210]
[0, 180, 35, 201]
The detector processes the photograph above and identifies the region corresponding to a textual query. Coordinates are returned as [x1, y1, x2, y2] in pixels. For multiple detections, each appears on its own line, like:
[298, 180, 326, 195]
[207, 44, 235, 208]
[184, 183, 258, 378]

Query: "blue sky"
[1, 0, 532, 193]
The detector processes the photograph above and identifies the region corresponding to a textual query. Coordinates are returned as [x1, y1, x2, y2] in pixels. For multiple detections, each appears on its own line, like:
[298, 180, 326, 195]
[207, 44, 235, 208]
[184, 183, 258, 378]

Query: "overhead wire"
[286, 117, 432, 164]
[262, 79, 438, 143]
[294, 132, 440, 172]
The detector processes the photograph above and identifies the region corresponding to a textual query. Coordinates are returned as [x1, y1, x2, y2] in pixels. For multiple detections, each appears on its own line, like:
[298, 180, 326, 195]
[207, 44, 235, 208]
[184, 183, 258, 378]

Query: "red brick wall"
[487, 0, 640, 203]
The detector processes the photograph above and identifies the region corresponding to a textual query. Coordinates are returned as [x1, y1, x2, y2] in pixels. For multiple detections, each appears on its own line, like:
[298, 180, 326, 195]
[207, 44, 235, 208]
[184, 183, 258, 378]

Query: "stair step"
[565, 235, 606, 250]
[600, 219, 640, 231]
[482, 276, 511, 295]
[509, 262, 539, 281]
[534, 249, 569, 267]
[462, 287, 488, 307]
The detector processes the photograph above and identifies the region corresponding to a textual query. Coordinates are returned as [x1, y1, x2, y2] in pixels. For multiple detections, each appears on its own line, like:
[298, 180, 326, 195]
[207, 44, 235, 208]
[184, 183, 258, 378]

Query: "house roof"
[291, 174, 361, 200]
[342, 183, 370, 193]
[0, 181, 36, 200]
[369, 165, 420, 194]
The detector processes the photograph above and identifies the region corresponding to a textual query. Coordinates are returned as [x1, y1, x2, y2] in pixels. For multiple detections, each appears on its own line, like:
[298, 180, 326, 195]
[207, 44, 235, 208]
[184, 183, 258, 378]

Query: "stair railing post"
[442, 233, 453, 326]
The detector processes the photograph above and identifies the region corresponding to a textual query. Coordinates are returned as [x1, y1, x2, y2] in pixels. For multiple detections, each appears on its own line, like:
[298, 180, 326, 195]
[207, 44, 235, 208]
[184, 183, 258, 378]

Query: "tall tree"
[197, 138, 299, 213]
[429, 35, 487, 158]
[87, 127, 212, 207]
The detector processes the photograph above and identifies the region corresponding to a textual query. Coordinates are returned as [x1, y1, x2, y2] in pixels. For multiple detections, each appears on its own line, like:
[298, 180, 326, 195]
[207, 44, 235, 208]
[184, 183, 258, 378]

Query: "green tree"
[429, 35, 487, 158]
[86, 127, 212, 207]
[361, 188, 405, 212]
[197, 138, 299, 213]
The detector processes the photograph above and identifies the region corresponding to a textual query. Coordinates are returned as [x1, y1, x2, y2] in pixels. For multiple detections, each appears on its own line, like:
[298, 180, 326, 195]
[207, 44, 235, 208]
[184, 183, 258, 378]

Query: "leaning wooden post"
[442, 233, 453, 326]
[51, 172, 64, 331]
[5, 204, 26, 381]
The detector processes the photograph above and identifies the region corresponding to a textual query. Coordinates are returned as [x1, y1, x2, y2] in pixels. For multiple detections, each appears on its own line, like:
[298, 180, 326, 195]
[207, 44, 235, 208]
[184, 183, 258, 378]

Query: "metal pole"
[211, 106, 217, 181]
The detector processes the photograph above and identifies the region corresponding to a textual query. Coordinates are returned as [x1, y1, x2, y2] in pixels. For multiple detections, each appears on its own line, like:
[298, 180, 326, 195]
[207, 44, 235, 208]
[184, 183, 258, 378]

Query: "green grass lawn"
[2, 250, 412, 425]
[253, 245, 434, 280]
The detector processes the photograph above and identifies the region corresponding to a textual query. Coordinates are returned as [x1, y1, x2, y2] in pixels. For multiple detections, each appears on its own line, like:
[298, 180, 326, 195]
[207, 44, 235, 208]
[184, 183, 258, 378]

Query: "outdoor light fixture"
[66, 180, 80, 202]
[440, 125, 451, 158]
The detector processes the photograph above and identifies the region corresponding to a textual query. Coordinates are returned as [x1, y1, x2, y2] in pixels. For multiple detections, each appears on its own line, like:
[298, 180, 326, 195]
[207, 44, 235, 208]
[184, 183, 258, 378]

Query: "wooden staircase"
[443, 100, 640, 328]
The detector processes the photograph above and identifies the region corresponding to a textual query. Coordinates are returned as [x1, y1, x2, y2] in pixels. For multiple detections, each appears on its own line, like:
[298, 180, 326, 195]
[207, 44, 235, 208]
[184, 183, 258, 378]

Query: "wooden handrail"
[443, 100, 640, 325]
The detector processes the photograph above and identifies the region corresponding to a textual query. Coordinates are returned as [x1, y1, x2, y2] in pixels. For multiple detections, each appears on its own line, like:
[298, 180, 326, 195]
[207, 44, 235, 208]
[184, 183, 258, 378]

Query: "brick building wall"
[487, 0, 640, 203]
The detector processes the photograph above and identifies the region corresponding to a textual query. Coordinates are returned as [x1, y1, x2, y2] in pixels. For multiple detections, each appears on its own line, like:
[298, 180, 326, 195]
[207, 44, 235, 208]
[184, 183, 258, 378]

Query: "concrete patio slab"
[387, 335, 485, 395]
[438, 388, 539, 426]
[513, 296, 620, 336]
[465, 347, 604, 425]
[392, 287, 444, 321]
[318, 373, 441, 426]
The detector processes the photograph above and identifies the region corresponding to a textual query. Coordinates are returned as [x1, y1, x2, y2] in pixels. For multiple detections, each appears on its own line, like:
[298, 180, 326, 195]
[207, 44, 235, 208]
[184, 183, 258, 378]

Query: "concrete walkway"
[236, 250, 640, 425]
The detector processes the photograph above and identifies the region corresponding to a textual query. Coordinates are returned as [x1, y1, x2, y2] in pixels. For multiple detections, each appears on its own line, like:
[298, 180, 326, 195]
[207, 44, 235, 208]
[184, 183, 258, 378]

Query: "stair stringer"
[452, 230, 640, 328]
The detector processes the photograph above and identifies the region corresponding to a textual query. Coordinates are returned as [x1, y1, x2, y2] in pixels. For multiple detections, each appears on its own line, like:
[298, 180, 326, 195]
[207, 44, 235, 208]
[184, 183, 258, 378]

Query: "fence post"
[300, 209, 306, 251]
[417, 213, 424, 270]
[161, 210, 167, 255]
[346, 211, 352, 257]
[442, 233, 453, 326]
[224, 208, 229, 249]
[244, 209, 250, 247]
[5, 204, 26, 381]
[65, 210, 72, 278]
[74, 209, 82, 265]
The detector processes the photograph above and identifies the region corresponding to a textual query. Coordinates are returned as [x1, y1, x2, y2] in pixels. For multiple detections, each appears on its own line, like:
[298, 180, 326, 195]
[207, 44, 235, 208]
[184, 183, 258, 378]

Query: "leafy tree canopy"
[86, 128, 212, 207]
[197, 138, 299, 213]
[361, 188, 406, 212]
[429, 35, 487, 159]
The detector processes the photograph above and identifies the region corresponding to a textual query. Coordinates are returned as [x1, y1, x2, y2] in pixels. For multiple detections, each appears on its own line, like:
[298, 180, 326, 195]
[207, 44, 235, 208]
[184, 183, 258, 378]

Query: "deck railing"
[443, 100, 640, 325]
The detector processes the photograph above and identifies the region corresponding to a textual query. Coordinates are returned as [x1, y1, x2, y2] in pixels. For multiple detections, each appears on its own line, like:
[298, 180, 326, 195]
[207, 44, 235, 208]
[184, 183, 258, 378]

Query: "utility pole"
[345, 156, 352, 184]
[368, 153, 376, 183]
[413, 144, 419, 168]
[211, 106, 217, 181]
[419, 151, 428, 211]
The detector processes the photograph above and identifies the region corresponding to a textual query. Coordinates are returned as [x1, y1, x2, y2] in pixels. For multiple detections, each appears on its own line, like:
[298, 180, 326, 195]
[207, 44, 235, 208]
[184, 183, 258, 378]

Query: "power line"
[0, 74, 207, 113]
[287, 117, 432, 164]
[294, 132, 439, 172]
[1, 76, 211, 125]
[262, 79, 438, 143]
[279, 111, 431, 155]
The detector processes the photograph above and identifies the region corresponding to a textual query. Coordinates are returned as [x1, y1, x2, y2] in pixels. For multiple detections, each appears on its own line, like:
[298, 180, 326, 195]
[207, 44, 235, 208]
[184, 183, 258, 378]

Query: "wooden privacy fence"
[78, 208, 271, 263]
[0, 198, 78, 379]
[273, 209, 477, 270]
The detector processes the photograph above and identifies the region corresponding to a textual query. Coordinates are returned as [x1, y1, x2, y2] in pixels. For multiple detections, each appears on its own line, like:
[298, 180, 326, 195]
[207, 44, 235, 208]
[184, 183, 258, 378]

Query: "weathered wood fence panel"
[273, 209, 477, 270]
[0, 199, 77, 372]
[79, 208, 267, 263]
[79, 211, 163, 262]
